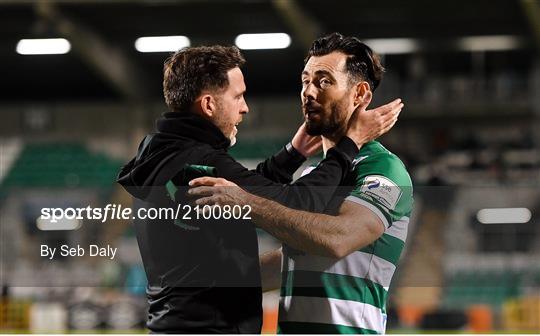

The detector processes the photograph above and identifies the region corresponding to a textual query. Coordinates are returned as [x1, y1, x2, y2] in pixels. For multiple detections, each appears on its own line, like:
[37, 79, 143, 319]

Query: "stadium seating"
[1, 143, 123, 189]
[441, 269, 540, 309]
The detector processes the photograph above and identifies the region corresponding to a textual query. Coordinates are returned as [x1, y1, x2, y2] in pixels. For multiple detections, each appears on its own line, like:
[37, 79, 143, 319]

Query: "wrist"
[346, 131, 368, 148]
[334, 136, 360, 162]
[286, 142, 307, 159]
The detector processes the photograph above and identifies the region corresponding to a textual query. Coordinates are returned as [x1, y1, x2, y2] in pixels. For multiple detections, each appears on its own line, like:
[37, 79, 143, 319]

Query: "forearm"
[247, 194, 350, 258]
[250, 136, 359, 212]
[245, 193, 385, 258]
[213, 137, 359, 213]
[254, 144, 306, 183]
[260, 248, 283, 292]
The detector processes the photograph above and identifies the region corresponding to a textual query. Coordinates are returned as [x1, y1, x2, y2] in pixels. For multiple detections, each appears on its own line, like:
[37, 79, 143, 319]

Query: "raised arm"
[202, 99, 402, 212]
[252, 123, 321, 184]
[190, 181, 384, 258]
[189, 150, 414, 258]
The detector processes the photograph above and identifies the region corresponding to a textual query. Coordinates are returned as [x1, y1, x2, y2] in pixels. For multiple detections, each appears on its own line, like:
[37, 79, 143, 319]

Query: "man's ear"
[354, 81, 373, 108]
[197, 94, 217, 118]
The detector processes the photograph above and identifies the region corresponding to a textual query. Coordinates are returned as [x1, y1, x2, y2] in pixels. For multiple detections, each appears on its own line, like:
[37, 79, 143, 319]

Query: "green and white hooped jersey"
[278, 141, 413, 334]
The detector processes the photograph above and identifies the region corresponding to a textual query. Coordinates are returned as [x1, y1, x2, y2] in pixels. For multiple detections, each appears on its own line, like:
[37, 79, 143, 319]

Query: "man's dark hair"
[305, 32, 385, 92]
[163, 45, 246, 112]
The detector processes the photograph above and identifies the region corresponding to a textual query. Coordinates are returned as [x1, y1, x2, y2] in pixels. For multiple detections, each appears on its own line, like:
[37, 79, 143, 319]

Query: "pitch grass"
[2, 329, 539, 334]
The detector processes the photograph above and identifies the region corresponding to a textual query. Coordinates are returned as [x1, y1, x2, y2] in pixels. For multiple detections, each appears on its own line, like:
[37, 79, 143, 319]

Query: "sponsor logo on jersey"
[367, 178, 380, 190]
[361, 175, 402, 210]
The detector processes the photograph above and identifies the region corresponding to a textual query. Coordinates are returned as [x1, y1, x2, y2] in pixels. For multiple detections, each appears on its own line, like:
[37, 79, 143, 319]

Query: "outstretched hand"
[346, 98, 403, 147]
[291, 122, 322, 157]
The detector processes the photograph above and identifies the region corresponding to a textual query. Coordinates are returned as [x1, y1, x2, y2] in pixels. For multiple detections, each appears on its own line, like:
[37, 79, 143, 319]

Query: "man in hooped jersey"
[190, 33, 414, 334]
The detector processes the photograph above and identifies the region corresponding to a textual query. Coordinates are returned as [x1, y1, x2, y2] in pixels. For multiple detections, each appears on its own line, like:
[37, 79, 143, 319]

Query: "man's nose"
[302, 83, 317, 101]
[241, 100, 249, 114]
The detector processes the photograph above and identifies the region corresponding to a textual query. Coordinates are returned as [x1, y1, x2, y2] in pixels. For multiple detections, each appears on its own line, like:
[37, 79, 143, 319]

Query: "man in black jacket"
[117, 45, 401, 333]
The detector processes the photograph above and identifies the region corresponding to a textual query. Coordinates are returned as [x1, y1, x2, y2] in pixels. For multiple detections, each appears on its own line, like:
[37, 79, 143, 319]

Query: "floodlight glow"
[364, 38, 419, 55]
[135, 36, 190, 53]
[37, 217, 82, 231]
[458, 35, 523, 52]
[476, 208, 532, 224]
[16, 38, 71, 55]
[235, 33, 291, 50]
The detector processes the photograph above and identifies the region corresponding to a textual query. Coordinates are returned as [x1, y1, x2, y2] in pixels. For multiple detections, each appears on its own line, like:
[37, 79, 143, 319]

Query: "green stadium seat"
[442, 269, 529, 310]
[1, 142, 123, 190]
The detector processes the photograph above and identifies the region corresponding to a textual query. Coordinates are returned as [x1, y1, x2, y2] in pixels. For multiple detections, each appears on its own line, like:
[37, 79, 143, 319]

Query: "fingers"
[379, 110, 400, 135]
[189, 177, 237, 187]
[383, 117, 398, 133]
[307, 136, 323, 147]
[383, 108, 400, 127]
[293, 131, 322, 157]
[187, 186, 216, 198]
[380, 103, 403, 124]
[383, 102, 403, 117]
[194, 196, 218, 206]
[393, 103, 404, 115]
[377, 98, 402, 116]
[189, 176, 220, 187]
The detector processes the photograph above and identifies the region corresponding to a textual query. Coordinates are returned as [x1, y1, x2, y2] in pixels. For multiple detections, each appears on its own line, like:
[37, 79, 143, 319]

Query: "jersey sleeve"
[346, 153, 413, 229]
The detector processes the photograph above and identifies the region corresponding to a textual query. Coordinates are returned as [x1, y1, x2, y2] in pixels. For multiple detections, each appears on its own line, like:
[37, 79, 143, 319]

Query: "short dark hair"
[163, 45, 246, 112]
[305, 32, 385, 92]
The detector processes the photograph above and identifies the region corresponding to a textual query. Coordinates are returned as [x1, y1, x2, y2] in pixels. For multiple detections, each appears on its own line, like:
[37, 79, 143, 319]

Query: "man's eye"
[320, 78, 331, 86]
[301, 79, 309, 86]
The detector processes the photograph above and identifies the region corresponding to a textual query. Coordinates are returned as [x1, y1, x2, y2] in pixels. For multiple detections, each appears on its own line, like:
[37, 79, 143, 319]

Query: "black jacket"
[117, 112, 359, 333]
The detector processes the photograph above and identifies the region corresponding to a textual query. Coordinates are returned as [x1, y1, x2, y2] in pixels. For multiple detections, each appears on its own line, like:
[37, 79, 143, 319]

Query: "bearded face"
[207, 67, 248, 147]
[301, 52, 357, 139]
[304, 95, 350, 137]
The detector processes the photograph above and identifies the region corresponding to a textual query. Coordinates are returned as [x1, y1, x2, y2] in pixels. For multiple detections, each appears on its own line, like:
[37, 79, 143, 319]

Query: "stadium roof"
[0, 0, 537, 102]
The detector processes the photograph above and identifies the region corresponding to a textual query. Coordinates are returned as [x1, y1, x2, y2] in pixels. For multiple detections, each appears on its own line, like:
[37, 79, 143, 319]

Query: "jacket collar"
[155, 112, 231, 150]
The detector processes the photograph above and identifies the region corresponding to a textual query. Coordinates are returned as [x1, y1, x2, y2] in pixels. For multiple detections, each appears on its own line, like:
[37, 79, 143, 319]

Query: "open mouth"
[304, 108, 320, 118]
[303, 103, 321, 116]
[306, 112, 320, 122]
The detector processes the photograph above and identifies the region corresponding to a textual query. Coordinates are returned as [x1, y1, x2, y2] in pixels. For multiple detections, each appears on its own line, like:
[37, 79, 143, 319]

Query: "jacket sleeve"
[251, 145, 306, 184]
[204, 137, 359, 213]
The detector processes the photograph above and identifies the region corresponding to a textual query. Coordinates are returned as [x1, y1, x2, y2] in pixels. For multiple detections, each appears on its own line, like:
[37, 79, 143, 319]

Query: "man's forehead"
[303, 51, 348, 75]
[227, 67, 246, 90]
[227, 67, 244, 81]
